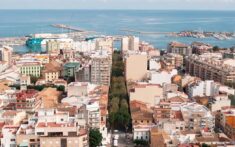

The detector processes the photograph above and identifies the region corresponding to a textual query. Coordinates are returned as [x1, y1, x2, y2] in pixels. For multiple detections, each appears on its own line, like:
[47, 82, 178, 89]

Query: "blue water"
[0, 10, 235, 51]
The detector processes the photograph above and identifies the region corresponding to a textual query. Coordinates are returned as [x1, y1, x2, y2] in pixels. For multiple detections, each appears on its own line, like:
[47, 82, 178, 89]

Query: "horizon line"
[0, 8, 235, 11]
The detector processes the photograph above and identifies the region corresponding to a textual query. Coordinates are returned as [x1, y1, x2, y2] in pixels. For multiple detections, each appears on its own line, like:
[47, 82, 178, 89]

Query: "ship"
[26, 37, 43, 47]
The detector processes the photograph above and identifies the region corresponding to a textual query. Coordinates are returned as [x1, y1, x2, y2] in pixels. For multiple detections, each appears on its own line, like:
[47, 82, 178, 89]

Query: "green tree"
[118, 107, 130, 132]
[56, 85, 65, 92]
[110, 97, 120, 113]
[133, 139, 148, 146]
[30, 76, 39, 85]
[89, 128, 102, 147]
[202, 143, 211, 147]
[212, 46, 220, 52]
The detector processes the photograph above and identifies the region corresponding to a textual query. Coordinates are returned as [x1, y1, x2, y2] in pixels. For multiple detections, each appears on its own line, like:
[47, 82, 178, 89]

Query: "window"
[30, 139, 35, 142]
[10, 139, 15, 141]
[37, 132, 44, 135]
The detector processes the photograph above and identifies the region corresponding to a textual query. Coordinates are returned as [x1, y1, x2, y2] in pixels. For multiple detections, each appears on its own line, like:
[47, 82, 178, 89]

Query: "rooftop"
[64, 62, 80, 68]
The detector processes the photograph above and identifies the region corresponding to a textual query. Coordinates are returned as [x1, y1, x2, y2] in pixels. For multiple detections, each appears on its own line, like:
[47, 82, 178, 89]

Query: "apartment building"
[148, 69, 178, 86]
[46, 39, 73, 53]
[185, 54, 235, 84]
[181, 102, 215, 132]
[73, 40, 96, 53]
[121, 36, 139, 52]
[90, 51, 112, 86]
[161, 53, 183, 69]
[95, 37, 113, 52]
[75, 64, 91, 83]
[129, 83, 163, 106]
[42, 61, 62, 82]
[191, 42, 213, 55]
[187, 80, 219, 98]
[167, 41, 192, 56]
[0, 46, 13, 67]
[63, 62, 80, 78]
[16, 90, 40, 111]
[0, 110, 26, 126]
[20, 62, 41, 77]
[1, 125, 19, 147]
[125, 53, 148, 81]
[215, 107, 235, 140]
[130, 100, 154, 141]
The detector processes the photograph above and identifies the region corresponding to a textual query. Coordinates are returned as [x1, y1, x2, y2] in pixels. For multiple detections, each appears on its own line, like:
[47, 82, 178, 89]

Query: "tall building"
[167, 41, 192, 56]
[129, 36, 140, 51]
[125, 53, 148, 81]
[46, 39, 73, 53]
[121, 36, 140, 52]
[75, 65, 91, 83]
[0, 46, 13, 66]
[121, 37, 129, 52]
[95, 37, 113, 52]
[185, 54, 235, 85]
[90, 51, 112, 86]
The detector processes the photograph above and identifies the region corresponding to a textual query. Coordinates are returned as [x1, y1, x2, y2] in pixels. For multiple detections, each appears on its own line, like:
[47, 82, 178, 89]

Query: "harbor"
[169, 30, 235, 40]
[0, 37, 28, 46]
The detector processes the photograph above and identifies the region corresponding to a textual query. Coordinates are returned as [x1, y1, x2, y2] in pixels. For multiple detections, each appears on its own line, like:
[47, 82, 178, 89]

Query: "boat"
[213, 34, 224, 40]
[26, 38, 43, 47]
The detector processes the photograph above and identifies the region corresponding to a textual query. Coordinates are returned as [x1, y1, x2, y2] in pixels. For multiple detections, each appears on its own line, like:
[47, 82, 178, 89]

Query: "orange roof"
[37, 88, 62, 108]
[43, 61, 62, 73]
[226, 116, 235, 128]
[2, 110, 17, 117]
[169, 41, 188, 48]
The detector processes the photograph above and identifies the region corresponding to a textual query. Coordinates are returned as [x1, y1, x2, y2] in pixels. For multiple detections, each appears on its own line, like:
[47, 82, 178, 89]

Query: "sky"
[0, 0, 235, 10]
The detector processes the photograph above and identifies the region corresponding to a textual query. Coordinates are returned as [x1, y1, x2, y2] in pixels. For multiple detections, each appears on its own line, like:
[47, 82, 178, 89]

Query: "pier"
[120, 29, 176, 35]
[0, 37, 27, 46]
[51, 24, 95, 34]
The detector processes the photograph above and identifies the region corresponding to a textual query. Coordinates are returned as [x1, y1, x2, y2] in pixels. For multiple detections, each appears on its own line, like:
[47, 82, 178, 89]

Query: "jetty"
[120, 29, 176, 35]
[51, 24, 95, 34]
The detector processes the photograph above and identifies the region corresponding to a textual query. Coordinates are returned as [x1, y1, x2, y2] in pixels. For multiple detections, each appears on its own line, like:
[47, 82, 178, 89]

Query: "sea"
[0, 10, 235, 52]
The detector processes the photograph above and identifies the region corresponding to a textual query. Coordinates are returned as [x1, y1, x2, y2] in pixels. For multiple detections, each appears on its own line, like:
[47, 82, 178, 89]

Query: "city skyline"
[1, 0, 235, 10]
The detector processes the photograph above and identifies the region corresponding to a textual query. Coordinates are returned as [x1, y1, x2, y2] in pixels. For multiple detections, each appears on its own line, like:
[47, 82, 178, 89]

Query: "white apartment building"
[181, 102, 215, 132]
[148, 69, 178, 86]
[187, 80, 219, 98]
[85, 101, 101, 129]
[133, 125, 151, 141]
[1, 125, 19, 147]
[210, 95, 231, 112]
[67, 82, 97, 97]
[73, 40, 96, 53]
[149, 58, 161, 71]
[121, 36, 140, 51]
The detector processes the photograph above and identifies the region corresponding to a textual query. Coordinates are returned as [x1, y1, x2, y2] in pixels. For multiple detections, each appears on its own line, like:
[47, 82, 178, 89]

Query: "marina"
[170, 30, 235, 40]
[0, 37, 27, 46]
